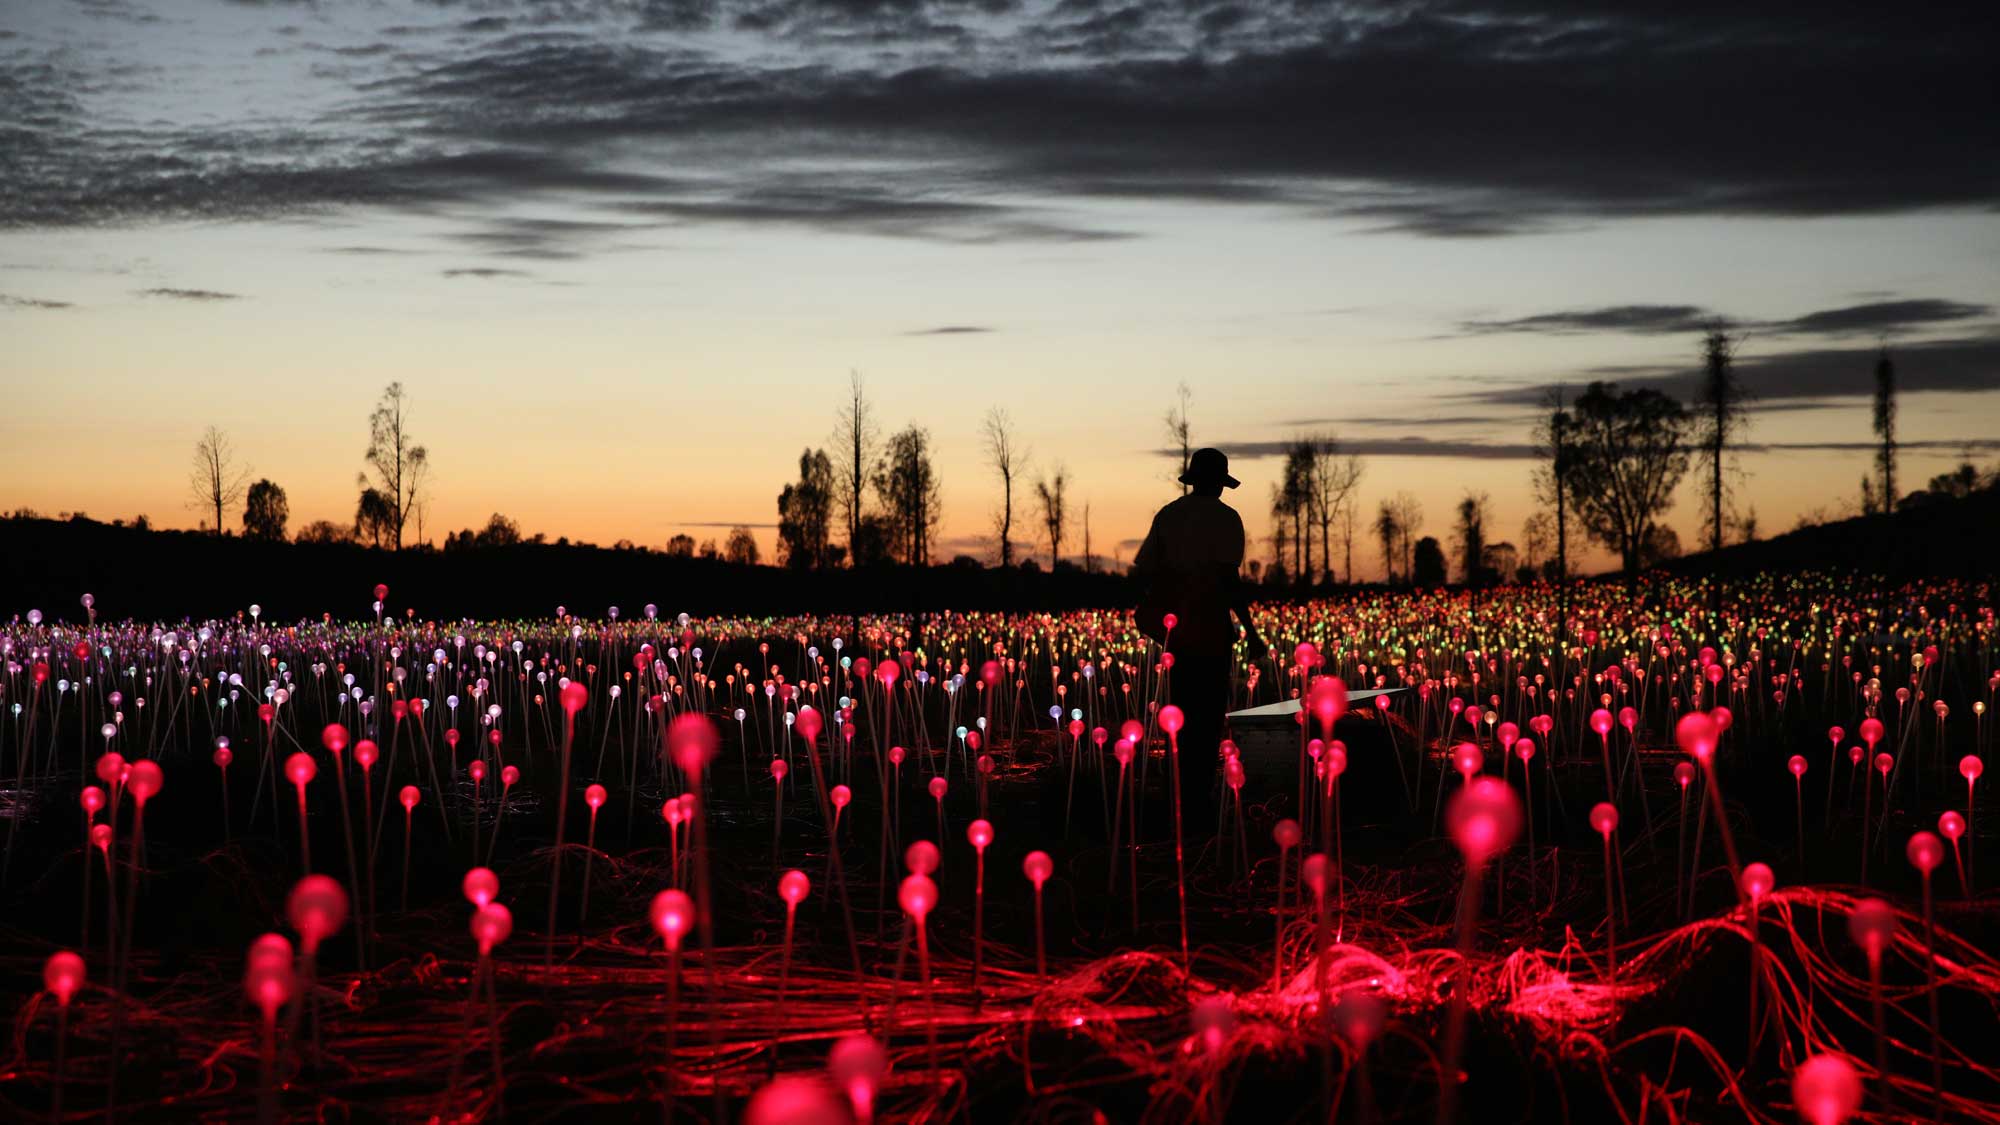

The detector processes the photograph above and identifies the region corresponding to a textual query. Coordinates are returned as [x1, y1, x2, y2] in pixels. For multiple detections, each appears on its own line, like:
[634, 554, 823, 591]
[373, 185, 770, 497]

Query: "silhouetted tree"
[1483, 541, 1519, 582]
[1373, 501, 1400, 583]
[665, 533, 696, 557]
[1694, 327, 1749, 553]
[1309, 436, 1363, 584]
[1390, 492, 1424, 581]
[875, 424, 942, 565]
[1564, 381, 1692, 575]
[1164, 382, 1192, 495]
[777, 448, 837, 569]
[698, 538, 720, 560]
[355, 487, 393, 548]
[1082, 499, 1095, 574]
[1531, 387, 1576, 588]
[189, 425, 249, 536]
[1280, 439, 1314, 582]
[1452, 491, 1489, 585]
[361, 382, 429, 550]
[296, 519, 352, 545]
[831, 371, 877, 567]
[1873, 349, 1898, 508]
[1036, 465, 1068, 568]
[1412, 536, 1446, 586]
[724, 526, 760, 566]
[982, 407, 1026, 567]
[476, 513, 520, 548]
[1520, 512, 1552, 577]
[242, 479, 288, 541]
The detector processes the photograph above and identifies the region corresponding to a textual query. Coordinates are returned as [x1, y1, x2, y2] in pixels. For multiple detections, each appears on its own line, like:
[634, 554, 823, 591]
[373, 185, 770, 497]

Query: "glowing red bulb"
[779, 869, 811, 906]
[668, 713, 718, 774]
[95, 752, 125, 786]
[1741, 861, 1775, 901]
[471, 903, 513, 954]
[1446, 777, 1521, 866]
[463, 867, 500, 907]
[905, 840, 940, 875]
[470, 760, 488, 783]
[1514, 737, 1536, 762]
[1792, 1054, 1862, 1125]
[1787, 754, 1807, 778]
[500, 765, 519, 786]
[743, 1076, 846, 1125]
[1964, 754, 1985, 783]
[585, 784, 607, 811]
[831, 784, 851, 811]
[650, 888, 696, 950]
[1846, 897, 1897, 955]
[399, 785, 420, 811]
[1873, 752, 1892, 777]
[286, 874, 349, 954]
[1273, 818, 1301, 849]
[927, 776, 947, 801]
[770, 758, 789, 782]
[81, 786, 105, 816]
[1022, 850, 1053, 888]
[321, 723, 350, 755]
[827, 1033, 887, 1122]
[91, 824, 112, 851]
[1939, 810, 1965, 841]
[1905, 831, 1943, 874]
[212, 746, 233, 769]
[43, 950, 85, 1006]
[1158, 705, 1184, 735]
[1675, 712, 1718, 762]
[285, 752, 316, 788]
[899, 873, 938, 919]
[1590, 708, 1613, 736]
[242, 936, 296, 1018]
[1300, 852, 1330, 894]
[1858, 717, 1884, 748]
[967, 818, 993, 850]
[354, 740, 378, 771]
[1589, 802, 1618, 837]
[1452, 741, 1482, 779]
[560, 681, 589, 715]
[795, 707, 823, 743]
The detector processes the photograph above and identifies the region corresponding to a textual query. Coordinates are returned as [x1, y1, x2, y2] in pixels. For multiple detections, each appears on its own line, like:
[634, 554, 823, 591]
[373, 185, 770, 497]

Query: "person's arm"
[1225, 515, 1268, 659]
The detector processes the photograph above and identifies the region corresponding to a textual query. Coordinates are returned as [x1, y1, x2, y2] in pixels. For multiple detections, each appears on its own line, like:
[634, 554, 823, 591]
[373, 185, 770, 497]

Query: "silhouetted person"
[1133, 448, 1268, 834]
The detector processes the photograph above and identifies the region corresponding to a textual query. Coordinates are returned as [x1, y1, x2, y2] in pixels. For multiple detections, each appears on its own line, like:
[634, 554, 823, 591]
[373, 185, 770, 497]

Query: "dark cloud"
[1767, 299, 1992, 337]
[322, 245, 417, 254]
[905, 324, 991, 335]
[1196, 437, 1541, 461]
[441, 267, 530, 277]
[1461, 305, 1714, 336]
[139, 287, 242, 300]
[1457, 333, 2000, 407]
[679, 520, 780, 528]
[3, 0, 1992, 253]
[0, 293, 74, 310]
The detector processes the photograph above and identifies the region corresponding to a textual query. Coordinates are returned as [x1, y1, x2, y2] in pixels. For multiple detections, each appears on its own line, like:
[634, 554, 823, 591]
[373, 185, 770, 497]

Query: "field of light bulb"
[3, 573, 1998, 1123]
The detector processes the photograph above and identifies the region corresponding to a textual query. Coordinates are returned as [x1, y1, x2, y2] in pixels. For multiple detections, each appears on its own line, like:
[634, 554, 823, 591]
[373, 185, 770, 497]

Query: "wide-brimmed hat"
[1178, 447, 1240, 489]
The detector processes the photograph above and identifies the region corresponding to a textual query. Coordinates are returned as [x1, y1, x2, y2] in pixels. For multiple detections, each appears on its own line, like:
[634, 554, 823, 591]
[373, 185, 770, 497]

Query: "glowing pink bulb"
[1792, 1054, 1862, 1125]
[795, 707, 823, 744]
[91, 824, 111, 852]
[831, 784, 851, 811]
[827, 1033, 887, 1123]
[560, 681, 588, 715]
[1292, 642, 1317, 668]
[779, 869, 811, 906]
[1273, 819, 1301, 849]
[1741, 861, 1775, 901]
[1022, 850, 1053, 889]
[1158, 705, 1184, 735]
[770, 758, 789, 782]
[1590, 708, 1613, 736]
[585, 784, 607, 811]
[470, 760, 488, 783]
[1446, 777, 1521, 866]
[471, 903, 513, 955]
[1858, 718, 1884, 748]
[669, 713, 718, 775]
[285, 752, 316, 788]
[463, 867, 499, 907]
[1114, 739, 1134, 766]
[1847, 897, 1897, 955]
[1675, 712, 1718, 762]
[898, 873, 938, 919]
[43, 950, 85, 1006]
[212, 746, 232, 769]
[967, 818, 993, 850]
[1452, 741, 1482, 779]
[286, 874, 349, 955]
[1300, 853, 1330, 895]
[905, 840, 940, 875]
[354, 740, 378, 771]
[1589, 802, 1618, 837]
[650, 888, 696, 951]
[927, 776, 947, 801]
[1161, 613, 1178, 632]
[242, 937, 296, 1019]
[126, 760, 162, 804]
[1514, 737, 1536, 762]
[321, 723, 349, 755]
[743, 1076, 846, 1125]
[1788, 755, 1807, 778]
[399, 785, 419, 811]
[1963, 755, 1985, 783]
[1938, 810, 1965, 841]
[500, 765, 519, 787]
[1873, 752, 1893, 778]
[1905, 831, 1942, 874]
[81, 786, 105, 816]
[1310, 677, 1347, 731]
[1191, 995, 1236, 1053]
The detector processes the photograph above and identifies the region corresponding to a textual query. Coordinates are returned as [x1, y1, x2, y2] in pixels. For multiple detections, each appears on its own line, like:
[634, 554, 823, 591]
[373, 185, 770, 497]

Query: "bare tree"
[1373, 501, 1400, 583]
[1695, 327, 1749, 553]
[1163, 382, 1193, 495]
[982, 407, 1027, 566]
[1389, 492, 1424, 581]
[1451, 491, 1491, 585]
[1873, 348, 1897, 509]
[1281, 440, 1313, 582]
[875, 424, 943, 565]
[1308, 436, 1363, 584]
[1338, 492, 1358, 583]
[832, 371, 878, 566]
[189, 425, 249, 536]
[1036, 465, 1069, 568]
[1082, 499, 1095, 574]
[361, 382, 429, 550]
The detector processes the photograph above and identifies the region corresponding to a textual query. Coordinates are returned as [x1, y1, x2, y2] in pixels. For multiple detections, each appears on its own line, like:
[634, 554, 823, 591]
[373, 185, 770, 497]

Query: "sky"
[2, 0, 1997, 577]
